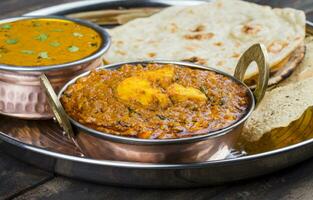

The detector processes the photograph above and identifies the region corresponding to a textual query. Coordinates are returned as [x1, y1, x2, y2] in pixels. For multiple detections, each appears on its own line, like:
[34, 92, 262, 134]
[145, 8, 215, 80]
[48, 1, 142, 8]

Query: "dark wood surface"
[1, 0, 313, 199]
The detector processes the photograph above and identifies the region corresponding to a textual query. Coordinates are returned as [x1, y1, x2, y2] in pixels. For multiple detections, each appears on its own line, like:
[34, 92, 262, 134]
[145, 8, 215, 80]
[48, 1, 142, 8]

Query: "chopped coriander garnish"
[127, 107, 136, 116]
[73, 32, 83, 37]
[90, 42, 98, 47]
[157, 114, 166, 120]
[1, 24, 12, 29]
[36, 33, 48, 41]
[38, 51, 49, 59]
[68, 45, 79, 52]
[21, 50, 34, 55]
[50, 41, 61, 47]
[32, 21, 41, 27]
[200, 86, 208, 94]
[6, 39, 18, 44]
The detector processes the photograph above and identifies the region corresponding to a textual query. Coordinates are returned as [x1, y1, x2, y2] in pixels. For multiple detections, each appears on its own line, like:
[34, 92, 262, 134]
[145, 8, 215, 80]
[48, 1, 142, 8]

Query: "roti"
[281, 37, 313, 85]
[243, 38, 313, 141]
[104, 0, 305, 78]
[245, 43, 305, 88]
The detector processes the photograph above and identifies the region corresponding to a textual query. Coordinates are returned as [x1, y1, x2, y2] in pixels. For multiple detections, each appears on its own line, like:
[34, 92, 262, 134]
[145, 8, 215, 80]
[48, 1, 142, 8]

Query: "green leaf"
[21, 50, 34, 55]
[32, 21, 41, 27]
[157, 114, 166, 120]
[90, 42, 98, 47]
[6, 39, 18, 44]
[49, 41, 61, 47]
[1, 24, 11, 29]
[68, 45, 79, 52]
[38, 51, 49, 59]
[36, 33, 48, 41]
[73, 32, 83, 37]
[199, 86, 208, 94]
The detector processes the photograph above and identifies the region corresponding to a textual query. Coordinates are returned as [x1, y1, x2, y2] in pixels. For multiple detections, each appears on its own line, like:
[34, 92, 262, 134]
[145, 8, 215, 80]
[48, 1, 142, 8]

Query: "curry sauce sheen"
[0, 18, 101, 66]
[61, 64, 250, 139]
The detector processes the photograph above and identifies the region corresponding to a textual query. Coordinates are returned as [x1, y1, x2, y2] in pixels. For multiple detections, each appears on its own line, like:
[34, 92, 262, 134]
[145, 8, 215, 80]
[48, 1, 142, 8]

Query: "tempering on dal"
[0, 18, 101, 66]
[61, 64, 250, 139]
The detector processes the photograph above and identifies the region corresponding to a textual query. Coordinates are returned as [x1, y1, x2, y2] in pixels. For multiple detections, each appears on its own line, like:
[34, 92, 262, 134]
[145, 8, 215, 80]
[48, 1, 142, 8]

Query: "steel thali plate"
[0, 0, 313, 188]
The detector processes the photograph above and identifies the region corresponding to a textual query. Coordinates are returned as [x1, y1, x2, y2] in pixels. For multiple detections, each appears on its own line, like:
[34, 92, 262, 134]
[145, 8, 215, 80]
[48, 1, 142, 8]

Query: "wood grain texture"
[11, 158, 313, 200]
[0, 0, 313, 200]
[0, 0, 72, 18]
[12, 177, 226, 200]
[210, 158, 313, 200]
[0, 149, 53, 200]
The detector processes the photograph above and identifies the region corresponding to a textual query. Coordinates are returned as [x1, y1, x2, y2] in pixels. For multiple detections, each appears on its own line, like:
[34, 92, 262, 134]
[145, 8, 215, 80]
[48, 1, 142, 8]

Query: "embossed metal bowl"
[42, 44, 269, 163]
[0, 16, 111, 119]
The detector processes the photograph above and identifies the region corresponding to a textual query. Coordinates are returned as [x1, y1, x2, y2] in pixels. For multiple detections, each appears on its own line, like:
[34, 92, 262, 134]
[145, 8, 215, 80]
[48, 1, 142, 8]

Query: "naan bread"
[104, 0, 305, 78]
[245, 44, 305, 88]
[242, 38, 313, 141]
[282, 37, 313, 85]
[243, 76, 313, 142]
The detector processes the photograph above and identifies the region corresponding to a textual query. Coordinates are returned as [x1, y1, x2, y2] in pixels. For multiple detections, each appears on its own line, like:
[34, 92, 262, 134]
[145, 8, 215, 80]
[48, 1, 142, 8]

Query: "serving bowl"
[0, 16, 111, 119]
[41, 43, 269, 163]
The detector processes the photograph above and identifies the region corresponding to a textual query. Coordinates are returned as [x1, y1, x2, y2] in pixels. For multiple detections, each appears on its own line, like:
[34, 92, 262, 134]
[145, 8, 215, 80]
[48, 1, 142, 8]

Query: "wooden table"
[1, 0, 313, 199]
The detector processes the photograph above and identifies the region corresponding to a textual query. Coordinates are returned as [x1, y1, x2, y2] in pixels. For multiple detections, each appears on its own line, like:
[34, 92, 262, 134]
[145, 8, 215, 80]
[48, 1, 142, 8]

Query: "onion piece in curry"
[61, 64, 250, 139]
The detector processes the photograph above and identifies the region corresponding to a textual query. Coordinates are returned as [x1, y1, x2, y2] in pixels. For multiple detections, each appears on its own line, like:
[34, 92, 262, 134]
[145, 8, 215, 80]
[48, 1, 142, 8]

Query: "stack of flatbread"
[243, 37, 313, 141]
[104, 0, 310, 142]
[104, 0, 305, 80]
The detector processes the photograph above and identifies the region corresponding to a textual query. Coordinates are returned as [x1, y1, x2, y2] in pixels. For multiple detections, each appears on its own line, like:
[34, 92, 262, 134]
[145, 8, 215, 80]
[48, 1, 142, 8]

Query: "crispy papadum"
[243, 77, 313, 142]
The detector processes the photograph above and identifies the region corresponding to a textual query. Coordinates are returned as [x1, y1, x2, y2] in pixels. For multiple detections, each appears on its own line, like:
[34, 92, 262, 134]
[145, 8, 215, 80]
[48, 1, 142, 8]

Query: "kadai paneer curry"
[0, 18, 101, 66]
[61, 64, 250, 139]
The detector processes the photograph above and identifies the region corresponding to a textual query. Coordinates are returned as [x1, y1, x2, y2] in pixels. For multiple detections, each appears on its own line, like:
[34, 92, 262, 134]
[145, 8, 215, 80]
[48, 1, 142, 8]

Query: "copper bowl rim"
[0, 15, 111, 72]
[57, 60, 255, 145]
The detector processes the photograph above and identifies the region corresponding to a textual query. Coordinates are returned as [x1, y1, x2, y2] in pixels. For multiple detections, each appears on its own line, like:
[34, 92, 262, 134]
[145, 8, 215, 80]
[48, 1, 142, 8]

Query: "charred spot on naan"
[169, 22, 178, 33]
[116, 40, 124, 45]
[217, 60, 225, 66]
[231, 52, 240, 58]
[184, 33, 215, 40]
[241, 24, 262, 35]
[182, 56, 207, 65]
[190, 24, 206, 32]
[147, 52, 157, 58]
[115, 50, 127, 55]
[214, 42, 224, 47]
[267, 40, 289, 54]
[184, 45, 198, 51]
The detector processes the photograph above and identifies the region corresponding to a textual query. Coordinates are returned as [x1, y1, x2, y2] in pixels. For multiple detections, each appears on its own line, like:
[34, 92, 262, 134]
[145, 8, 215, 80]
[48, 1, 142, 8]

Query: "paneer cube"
[141, 65, 175, 88]
[116, 76, 170, 108]
[167, 83, 207, 104]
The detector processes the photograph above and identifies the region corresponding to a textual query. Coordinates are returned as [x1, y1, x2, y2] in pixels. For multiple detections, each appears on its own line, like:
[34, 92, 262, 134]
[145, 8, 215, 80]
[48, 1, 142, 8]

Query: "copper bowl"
[0, 16, 111, 119]
[42, 43, 269, 163]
